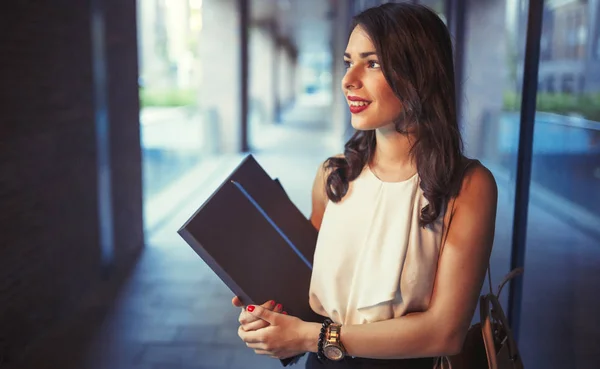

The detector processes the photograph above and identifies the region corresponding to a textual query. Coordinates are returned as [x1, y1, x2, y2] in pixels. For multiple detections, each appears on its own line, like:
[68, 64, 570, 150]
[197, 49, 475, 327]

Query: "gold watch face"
[323, 346, 344, 361]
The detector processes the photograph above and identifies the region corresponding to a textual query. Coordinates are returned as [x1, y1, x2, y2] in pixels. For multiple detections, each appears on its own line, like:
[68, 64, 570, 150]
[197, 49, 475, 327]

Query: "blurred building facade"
[537, 0, 600, 93]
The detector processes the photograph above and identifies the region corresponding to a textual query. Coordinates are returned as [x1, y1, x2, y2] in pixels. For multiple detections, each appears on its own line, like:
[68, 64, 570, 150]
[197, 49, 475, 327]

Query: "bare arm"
[299, 163, 498, 358]
[308, 159, 333, 231]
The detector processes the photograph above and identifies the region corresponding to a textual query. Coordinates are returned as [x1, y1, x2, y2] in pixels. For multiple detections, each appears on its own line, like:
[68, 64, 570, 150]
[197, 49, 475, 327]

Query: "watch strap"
[323, 323, 347, 360]
[317, 318, 333, 362]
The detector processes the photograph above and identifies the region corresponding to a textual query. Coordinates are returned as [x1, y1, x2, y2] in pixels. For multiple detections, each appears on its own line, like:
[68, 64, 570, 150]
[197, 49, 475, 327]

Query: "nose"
[341, 67, 362, 92]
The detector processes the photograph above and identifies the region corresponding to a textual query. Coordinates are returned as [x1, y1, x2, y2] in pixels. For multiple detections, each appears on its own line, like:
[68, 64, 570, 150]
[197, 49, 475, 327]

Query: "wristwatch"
[323, 323, 347, 361]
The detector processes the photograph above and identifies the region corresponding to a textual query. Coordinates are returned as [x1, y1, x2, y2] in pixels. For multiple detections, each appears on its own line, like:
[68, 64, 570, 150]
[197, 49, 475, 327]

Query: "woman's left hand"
[238, 304, 316, 360]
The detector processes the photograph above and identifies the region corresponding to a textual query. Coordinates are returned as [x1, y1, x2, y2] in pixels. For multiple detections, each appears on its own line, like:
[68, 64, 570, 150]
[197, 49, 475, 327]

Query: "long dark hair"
[325, 3, 464, 227]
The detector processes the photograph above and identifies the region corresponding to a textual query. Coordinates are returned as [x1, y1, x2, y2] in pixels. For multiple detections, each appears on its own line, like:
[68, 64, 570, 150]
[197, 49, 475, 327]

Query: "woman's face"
[342, 25, 403, 131]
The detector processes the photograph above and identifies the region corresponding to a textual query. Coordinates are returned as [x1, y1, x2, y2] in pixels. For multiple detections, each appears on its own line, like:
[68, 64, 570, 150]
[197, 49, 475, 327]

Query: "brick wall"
[0, 1, 143, 365]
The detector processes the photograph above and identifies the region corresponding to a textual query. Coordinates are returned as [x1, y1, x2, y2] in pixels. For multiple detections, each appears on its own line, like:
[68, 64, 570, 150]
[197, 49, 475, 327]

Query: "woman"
[232, 3, 498, 368]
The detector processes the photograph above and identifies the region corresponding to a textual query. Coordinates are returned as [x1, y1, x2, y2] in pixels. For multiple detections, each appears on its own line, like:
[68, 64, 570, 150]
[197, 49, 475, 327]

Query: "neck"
[370, 125, 416, 177]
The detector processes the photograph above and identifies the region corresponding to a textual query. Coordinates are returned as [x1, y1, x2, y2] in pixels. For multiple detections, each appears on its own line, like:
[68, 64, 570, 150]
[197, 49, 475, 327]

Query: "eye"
[343, 60, 352, 69]
[367, 60, 381, 69]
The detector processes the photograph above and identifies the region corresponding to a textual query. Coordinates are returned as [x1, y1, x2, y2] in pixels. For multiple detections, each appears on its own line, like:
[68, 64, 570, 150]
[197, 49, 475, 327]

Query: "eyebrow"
[344, 51, 377, 59]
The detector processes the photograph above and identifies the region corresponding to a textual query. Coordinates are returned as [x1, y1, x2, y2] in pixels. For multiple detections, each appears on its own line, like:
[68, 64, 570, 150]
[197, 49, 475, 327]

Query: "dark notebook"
[177, 155, 323, 366]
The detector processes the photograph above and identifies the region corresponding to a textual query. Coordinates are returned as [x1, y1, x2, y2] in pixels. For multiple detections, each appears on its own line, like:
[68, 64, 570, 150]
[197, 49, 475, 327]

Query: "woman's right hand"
[232, 296, 285, 332]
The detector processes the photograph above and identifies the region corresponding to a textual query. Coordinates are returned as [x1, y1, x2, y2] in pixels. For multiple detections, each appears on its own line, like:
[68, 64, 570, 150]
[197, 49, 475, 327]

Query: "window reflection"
[522, 0, 600, 368]
[461, 0, 526, 317]
[137, 0, 204, 230]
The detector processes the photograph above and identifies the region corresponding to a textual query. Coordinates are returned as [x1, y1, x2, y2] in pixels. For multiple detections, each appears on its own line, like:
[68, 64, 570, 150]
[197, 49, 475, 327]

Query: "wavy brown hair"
[325, 3, 464, 227]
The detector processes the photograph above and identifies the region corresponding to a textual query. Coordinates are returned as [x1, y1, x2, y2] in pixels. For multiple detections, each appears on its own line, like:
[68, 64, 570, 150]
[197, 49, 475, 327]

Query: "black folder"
[177, 155, 323, 365]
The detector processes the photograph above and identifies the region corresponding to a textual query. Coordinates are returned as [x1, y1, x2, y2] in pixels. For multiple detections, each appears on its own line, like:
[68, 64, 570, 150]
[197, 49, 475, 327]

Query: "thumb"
[246, 304, 277, 325]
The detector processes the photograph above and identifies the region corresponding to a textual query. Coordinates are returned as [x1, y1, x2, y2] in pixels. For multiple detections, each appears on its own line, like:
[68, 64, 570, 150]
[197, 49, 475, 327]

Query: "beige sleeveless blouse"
[308, 165, 445, 325]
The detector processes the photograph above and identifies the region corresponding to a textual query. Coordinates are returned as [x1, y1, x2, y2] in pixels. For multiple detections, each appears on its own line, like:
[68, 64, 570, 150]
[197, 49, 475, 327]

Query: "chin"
[350, 117, 376, 131]
[350, 117, 390, 131]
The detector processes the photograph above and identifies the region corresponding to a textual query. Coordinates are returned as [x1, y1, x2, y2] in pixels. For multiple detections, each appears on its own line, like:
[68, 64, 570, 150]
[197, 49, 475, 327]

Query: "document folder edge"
[177, 227, 255, 306]
[177, 154, 254, 234]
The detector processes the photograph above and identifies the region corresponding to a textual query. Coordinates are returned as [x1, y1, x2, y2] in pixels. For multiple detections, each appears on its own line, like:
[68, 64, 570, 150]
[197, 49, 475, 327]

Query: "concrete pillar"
[249, 24, 277, 126]
[290, 54, 298, 104]
[105, 0, 145, 268]
[330, 0, 352, 145]
[137, 0, 170, 87]
[461, 0, 508, 159]
[278, 44, 295, 112]
[199, 0, 242, 153]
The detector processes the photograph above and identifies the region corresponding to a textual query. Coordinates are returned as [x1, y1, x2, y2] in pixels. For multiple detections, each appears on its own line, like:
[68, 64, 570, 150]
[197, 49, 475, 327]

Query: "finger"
[239, 300, 275, 325]
[239, 309, 259, 325]
[239, 324, 254, 343]
[273, 302, 283, 313]
[238, 299, 274, 312]
[246, 304, 277, 325]
[232, 296, 243, 308]
[263, 300, 276, 310]
[238, 326, 265, 344]
[253, 348, 272, 356]
[242, 318, 270, 332]
[247, 341, 267, 350]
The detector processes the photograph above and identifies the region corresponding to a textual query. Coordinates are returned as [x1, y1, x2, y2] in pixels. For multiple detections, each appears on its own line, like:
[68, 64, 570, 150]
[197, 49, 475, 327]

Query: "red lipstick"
[347, 96, 371, 114]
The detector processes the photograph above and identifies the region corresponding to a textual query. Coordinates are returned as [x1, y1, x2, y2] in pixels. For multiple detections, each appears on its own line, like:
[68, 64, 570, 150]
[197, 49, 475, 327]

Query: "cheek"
[374, 83, 403, 117]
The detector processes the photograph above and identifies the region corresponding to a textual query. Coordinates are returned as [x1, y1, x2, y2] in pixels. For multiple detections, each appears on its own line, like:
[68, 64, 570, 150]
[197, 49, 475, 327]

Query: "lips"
[347, 96, 371, 114]
[349, 104, 370, 114]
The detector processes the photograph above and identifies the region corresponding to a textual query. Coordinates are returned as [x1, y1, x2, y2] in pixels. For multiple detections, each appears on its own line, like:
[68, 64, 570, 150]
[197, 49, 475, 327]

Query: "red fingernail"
[247, 305, 255, 312]
[270, 300, 276, 307]
[276, 303, 282, 310]
[283, 311, 288, 315]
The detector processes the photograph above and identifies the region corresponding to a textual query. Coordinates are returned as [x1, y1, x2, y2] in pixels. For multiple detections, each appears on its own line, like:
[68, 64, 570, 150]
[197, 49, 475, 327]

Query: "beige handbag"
[479, 267, 525, 369]
[434, 266, 525, 369]
[434, 189, 525, 369]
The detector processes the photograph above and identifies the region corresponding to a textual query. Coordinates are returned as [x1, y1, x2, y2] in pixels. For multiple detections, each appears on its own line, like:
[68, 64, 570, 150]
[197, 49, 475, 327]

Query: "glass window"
[519, 0, 600, 367]
[137, 0, 204, 227]
[460, 0, 528, 317]
[419, 0, 445, 18]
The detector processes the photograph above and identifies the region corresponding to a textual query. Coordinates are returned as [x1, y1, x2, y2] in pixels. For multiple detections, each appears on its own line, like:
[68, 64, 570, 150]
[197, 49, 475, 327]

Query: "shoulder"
[455, 160, 497, 207]
[310, 154, 344, 230]
[313, 153, 344, 198]
[445, 159, 498, 237]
